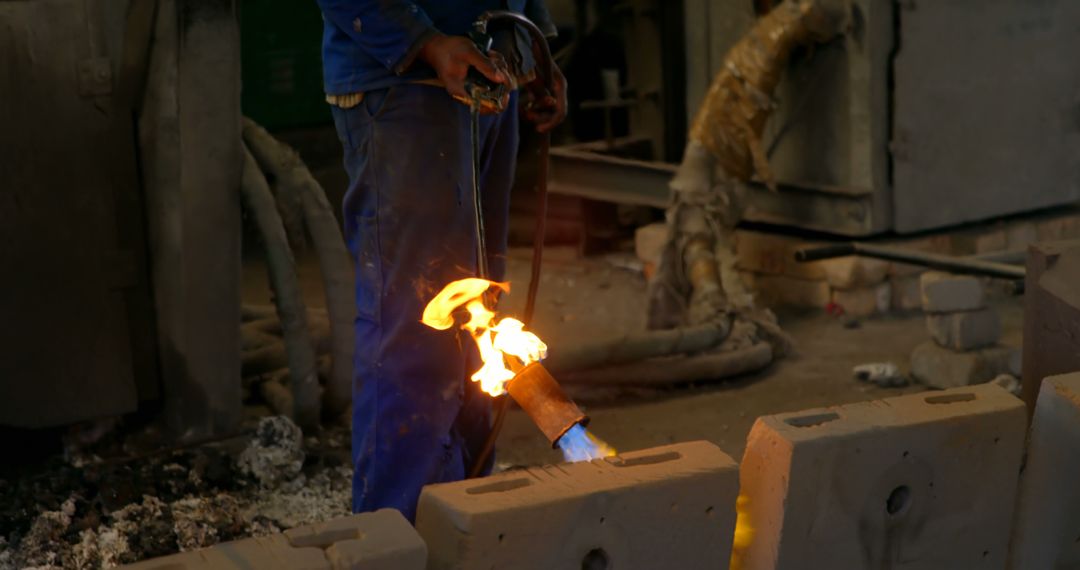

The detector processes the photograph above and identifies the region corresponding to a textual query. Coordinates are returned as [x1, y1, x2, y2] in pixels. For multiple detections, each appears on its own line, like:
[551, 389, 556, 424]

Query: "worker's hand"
[524, 66, 568, 133]
[419, 34, 507, 102]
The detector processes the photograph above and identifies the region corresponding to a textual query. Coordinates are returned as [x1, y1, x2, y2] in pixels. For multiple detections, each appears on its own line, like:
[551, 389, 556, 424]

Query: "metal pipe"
[506, 363, 588, 447]
[794, 242, 1026, 280]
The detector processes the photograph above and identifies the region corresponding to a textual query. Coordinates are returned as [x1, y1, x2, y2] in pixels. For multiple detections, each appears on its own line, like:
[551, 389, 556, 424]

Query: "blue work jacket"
[316, 0, 556, 95]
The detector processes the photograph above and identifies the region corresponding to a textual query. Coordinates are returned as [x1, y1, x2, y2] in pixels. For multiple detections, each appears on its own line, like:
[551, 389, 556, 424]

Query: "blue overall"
[332, 86, 519, 520]
[319, 0, 554, 523]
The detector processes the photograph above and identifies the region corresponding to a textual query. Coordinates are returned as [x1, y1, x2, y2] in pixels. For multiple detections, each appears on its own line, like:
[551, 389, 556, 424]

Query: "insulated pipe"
[506, 362, 588, 447]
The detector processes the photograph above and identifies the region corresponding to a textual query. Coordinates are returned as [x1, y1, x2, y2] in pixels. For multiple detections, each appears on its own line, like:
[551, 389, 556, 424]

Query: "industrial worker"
[315, 1, 567, 521]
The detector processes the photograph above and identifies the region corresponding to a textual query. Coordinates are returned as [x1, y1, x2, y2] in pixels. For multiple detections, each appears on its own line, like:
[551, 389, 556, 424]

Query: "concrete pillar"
[1008, 372, 1080, 569]
[416, 440, 739, 570]
[139, 0, 243, 438]
[735, 384, 1025, 570]
[1021, 241, 1080, 419]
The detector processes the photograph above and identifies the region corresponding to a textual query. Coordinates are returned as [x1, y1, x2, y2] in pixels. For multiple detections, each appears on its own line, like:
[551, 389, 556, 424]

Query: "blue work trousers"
[331, 84, 519, 521]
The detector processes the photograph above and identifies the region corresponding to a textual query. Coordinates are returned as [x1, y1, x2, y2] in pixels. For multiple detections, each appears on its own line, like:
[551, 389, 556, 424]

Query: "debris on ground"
[0, 416, 350, 569]
[991, 373, 1022, 395]
[236, 416, 305, 487]
[853, 362, 909, 388]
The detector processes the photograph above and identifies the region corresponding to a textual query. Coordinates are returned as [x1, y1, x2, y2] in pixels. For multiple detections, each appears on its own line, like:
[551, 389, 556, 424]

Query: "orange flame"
[421, 279, 548, 396]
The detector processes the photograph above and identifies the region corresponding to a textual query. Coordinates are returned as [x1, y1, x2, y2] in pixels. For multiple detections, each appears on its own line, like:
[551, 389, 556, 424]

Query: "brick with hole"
[1008, 373, 1080, 570]
[415, 441, 738, 570]
[734, 384, 1025, 570]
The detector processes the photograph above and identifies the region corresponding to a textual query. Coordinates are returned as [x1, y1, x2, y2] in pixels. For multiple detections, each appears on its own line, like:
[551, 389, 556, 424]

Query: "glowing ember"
[556, 423, 616, 462]
[421, 279, 548, 396]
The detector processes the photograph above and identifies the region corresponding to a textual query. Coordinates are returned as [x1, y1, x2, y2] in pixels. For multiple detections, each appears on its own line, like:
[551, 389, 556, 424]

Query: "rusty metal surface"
[506, 363, 587, 447]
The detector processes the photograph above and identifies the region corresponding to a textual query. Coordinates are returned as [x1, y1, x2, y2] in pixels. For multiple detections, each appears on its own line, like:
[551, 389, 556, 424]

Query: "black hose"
[468, 10, 555, 478]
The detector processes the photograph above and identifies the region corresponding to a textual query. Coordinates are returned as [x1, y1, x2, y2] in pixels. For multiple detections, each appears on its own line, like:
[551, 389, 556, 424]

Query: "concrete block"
[920, 271, 986, 312]
[118, 509, 424, 570]
[286, 509, 426, 570]
[926, 308, 1001, 350]
[1005, 222, 1037, 250]
[821, 256, 890, 289]
[1036, 213, 1080, 242]
[750, 274, 831, 309]
[1009, 373, 1080, 569]
[832, 282, 891, 317]
[416, 441, 738, 570]
[910, 341, 1020, 389]
[1021, 240, 1080, 417]
[735, 385, 1026, 570]
[975, 229, 1008, 254]
[633, 222, 667, 268]
[890, 275, 924, 312]
[735, 231, 826, 281]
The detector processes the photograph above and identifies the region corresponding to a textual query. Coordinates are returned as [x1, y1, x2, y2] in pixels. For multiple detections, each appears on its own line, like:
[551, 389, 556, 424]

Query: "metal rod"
[470, 104, 489, 280]
[794, 242, 1026, 280]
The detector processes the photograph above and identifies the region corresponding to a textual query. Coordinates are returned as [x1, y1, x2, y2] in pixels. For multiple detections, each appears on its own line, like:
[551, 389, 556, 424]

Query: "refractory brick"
[926, 307, 1001, 350]
[920, 271, 986, 312]
[118, 509, 424, 570]
[735, 384, 1025, 570]
[910, 341, 1020, 389]
[416, 440, 738, 570]
[1008, 373, 1080, 570]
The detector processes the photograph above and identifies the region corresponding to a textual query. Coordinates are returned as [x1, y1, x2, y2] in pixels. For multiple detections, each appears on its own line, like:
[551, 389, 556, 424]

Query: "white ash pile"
[910, 272, 1020, 390]
[236, 415, 305, 487]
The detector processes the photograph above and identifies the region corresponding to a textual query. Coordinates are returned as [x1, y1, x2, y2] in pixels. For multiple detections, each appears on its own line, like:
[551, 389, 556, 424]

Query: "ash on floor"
[0, 416, 351, 569]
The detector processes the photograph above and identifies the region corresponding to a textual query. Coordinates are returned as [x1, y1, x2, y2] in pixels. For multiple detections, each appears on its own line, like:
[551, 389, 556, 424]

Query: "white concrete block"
[734, 231, 826, 280]
[821, 256, 890, 289]
[832, 282, 892, 317]
[118, 509, 424, 570]
[910, 341, 1020, 389]
[1008, 373, 1080, 570]
[920, 271, 986, 312]
[735, 385, 1025, 570]
[750, 274, 831, 309]
[633, 222, 668, 268]
[287, 509, 426, 570]
[416, 441, 738, 570]
[926, 308, 1001, 350]
[890, 275, 924, 312]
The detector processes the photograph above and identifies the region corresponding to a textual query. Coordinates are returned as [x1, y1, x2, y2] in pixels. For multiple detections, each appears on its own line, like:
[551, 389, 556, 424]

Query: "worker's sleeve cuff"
[394, 27, 440, 75]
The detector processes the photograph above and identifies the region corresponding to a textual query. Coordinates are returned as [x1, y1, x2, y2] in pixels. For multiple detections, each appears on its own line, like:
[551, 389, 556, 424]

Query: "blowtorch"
[448, 11, 603, 475]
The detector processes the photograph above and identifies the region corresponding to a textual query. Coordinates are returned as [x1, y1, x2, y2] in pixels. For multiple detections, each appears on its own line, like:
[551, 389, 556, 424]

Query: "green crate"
[240, 0, 330, 129]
